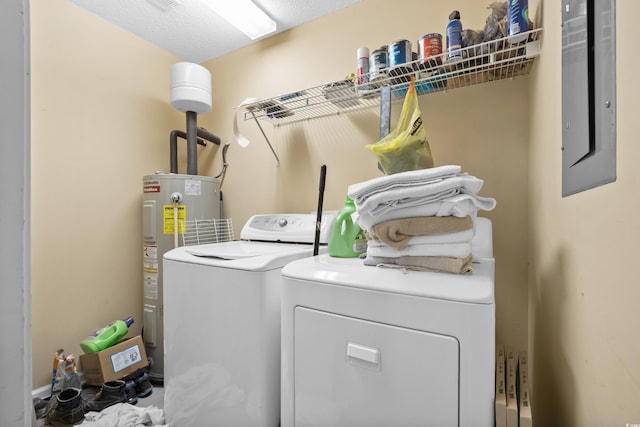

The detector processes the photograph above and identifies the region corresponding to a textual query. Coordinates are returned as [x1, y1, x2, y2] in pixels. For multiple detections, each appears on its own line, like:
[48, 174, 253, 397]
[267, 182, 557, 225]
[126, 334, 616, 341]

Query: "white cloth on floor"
[366, 241, 472, 259]
[351, 175, 485, 216]
[366, 228, 475, 248]
[348, 165, 462, 202]
[81, 403, 166, 427]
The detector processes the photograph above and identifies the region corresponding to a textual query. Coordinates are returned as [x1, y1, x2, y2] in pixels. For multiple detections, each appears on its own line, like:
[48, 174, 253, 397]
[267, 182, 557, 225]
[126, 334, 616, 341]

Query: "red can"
[418, 33, 443, 69]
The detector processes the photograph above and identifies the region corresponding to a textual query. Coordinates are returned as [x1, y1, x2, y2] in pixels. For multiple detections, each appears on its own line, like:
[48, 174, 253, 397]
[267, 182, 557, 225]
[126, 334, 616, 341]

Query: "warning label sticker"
[143, 245, 158, 261]
[185, 179, 201, 196]
[163, 205, 187, 234]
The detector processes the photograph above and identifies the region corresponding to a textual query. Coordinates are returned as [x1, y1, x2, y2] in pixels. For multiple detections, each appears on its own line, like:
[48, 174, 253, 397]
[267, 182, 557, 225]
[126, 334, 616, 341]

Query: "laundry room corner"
[200, 0, 531, 353]
[29, 0, 186, 390]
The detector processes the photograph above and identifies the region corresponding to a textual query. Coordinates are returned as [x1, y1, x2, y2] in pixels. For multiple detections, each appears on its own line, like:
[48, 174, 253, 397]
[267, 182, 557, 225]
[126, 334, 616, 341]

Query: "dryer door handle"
[347, 342, 381, 368]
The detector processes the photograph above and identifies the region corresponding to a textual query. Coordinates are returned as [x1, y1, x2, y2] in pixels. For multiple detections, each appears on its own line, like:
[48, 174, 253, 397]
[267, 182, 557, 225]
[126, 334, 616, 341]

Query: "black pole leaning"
[313, 164, 327, 256]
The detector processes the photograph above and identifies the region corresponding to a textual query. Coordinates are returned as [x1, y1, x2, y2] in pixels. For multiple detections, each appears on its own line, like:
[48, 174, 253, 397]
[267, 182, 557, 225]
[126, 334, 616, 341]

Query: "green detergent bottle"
[80, 316, 134, 354]
[328, 195, 367, 258]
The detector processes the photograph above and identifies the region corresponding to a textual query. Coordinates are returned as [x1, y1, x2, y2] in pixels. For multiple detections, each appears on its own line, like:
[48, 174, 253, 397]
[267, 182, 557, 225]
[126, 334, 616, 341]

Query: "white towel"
[367, 227, 475, 247]
[363, 254, 474, 275]
[351, 174, 485, 216]
[348, 165, 462, 202]
[354, 194, 495, 231]
[367, 189, 496, 217]
[81, 403, 166, 426]
[367, 241, 472, 259]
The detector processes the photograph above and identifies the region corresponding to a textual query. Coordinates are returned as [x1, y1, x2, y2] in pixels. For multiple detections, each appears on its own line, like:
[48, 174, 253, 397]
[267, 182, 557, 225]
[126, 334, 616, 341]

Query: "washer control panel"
[240, 213, 336, 244]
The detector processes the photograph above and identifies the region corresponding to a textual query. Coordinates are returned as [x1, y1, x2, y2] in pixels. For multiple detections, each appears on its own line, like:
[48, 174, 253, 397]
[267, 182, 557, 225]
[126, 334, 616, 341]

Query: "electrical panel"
[562, 0, 616, 196]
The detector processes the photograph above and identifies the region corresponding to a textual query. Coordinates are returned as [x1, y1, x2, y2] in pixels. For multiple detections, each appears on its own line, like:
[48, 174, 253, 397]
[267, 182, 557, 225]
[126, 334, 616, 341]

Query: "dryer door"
[293, 307, 459, 427]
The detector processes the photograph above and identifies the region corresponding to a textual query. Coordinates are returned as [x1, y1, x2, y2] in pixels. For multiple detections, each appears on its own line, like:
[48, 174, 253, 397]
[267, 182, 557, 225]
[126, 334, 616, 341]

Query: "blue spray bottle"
[446, 10, 463, 60]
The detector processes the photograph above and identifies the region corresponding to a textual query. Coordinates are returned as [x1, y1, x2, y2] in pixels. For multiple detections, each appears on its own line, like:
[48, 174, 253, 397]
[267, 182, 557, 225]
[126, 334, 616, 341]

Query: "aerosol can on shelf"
[328, 195, 367, 258]
[446, 10, 463, 60]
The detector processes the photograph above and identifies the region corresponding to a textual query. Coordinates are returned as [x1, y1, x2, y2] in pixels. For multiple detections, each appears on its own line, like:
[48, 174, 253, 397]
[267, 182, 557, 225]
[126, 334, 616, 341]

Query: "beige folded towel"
[363, 254, 473, 275]
[369, 215, 474, 250]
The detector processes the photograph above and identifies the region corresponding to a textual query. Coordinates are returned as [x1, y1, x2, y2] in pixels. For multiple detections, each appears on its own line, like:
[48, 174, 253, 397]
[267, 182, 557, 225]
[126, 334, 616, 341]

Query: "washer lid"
[165, 241, 322, 271]
[281, 255, 495, 304]
[185, 241, 293, 259]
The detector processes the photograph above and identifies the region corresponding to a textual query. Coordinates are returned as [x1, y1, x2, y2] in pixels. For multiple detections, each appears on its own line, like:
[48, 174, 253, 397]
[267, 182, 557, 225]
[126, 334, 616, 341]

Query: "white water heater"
[142, 173, 220, 384]
[142, 62, 222, 384]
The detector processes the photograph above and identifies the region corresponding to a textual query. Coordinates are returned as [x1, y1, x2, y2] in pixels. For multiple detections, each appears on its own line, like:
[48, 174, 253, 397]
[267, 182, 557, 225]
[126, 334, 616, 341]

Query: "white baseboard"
[31, 384, 51, 400]
[32, 373, 86, 400]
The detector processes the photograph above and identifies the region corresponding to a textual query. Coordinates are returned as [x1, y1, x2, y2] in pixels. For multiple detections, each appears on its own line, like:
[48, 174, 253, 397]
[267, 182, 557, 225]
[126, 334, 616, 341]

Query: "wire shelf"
[237, 28, 542, 125]
[181, 218, 234, 246]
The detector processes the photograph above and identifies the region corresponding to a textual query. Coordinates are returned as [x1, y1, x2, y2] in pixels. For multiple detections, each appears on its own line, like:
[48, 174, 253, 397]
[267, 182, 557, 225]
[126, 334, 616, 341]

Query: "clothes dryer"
[163, 213, 334, 427]
[281, 217, 495, 427]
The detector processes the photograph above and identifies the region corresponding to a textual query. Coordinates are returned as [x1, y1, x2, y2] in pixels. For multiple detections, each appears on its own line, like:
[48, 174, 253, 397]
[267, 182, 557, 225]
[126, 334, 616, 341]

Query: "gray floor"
[36, 386, 164, 425]
[138, 385, 164, 409]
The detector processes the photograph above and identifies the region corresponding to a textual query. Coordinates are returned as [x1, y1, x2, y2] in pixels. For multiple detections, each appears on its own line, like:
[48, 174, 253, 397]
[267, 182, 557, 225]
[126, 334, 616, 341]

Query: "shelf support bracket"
[379, 85, 391, 138]
[250, 110, 280, 167]
[377, 85, 392, 173]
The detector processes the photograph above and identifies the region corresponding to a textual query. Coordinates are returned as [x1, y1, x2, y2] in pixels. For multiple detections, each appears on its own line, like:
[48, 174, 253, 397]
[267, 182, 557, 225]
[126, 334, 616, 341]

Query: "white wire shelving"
[237, 28, 542, 126]
[181, 218, 234, 246]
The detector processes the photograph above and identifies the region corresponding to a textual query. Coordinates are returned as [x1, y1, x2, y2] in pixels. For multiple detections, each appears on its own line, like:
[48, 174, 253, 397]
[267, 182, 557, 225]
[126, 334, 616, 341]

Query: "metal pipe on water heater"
[169, 129, 221, 174]
[186, 111, 198, 175]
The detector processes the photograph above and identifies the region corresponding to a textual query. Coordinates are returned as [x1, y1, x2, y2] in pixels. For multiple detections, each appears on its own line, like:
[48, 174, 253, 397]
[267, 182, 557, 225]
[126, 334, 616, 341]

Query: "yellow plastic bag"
[366, 77, 434, 174]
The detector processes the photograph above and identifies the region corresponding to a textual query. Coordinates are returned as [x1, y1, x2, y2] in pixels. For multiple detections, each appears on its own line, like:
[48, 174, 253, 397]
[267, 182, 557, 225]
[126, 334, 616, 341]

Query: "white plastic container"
[170, 62, 212, 114]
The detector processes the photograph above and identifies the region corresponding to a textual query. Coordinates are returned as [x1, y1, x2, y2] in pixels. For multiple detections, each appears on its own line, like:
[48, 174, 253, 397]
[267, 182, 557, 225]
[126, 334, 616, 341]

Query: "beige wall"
[529, 0, 640, 425]
[30, 0, 185, 388]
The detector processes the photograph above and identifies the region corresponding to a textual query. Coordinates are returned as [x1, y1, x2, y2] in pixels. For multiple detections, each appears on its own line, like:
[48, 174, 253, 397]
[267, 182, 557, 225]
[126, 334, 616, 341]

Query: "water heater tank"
[170, 62, 212, 114]
[142, 173, 220, 384]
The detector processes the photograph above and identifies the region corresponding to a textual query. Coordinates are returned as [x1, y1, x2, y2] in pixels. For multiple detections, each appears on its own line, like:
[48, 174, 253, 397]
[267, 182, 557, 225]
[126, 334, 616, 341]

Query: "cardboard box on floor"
[79, 335, 148, 386]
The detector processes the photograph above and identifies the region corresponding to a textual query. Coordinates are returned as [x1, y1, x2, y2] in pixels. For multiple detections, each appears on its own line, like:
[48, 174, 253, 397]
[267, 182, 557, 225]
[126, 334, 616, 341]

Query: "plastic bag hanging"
[366, 77, 434, 174]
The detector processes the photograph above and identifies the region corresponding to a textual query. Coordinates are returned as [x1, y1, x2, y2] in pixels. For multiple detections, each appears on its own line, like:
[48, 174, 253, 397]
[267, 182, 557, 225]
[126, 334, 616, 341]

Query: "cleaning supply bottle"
[328, 196, 367, 258]
[80, 316, 134, 354]
[446, 10, 463, 60]
[356, 46, 370, 89]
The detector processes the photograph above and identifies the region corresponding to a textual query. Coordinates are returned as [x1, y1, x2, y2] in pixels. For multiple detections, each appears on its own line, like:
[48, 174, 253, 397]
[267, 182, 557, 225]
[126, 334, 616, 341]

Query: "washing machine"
[163, 212, 335, 427]
[281, 217, 496, 427]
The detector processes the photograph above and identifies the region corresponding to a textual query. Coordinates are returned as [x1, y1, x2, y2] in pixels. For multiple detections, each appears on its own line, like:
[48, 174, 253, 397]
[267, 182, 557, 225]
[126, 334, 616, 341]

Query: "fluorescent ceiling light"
[205, 0, 276, 40]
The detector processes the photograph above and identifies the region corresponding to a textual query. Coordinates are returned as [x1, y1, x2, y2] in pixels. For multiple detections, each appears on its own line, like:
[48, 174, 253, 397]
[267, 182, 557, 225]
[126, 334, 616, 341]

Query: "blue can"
[507, 0, 529, 43]
[446, 10, 463, 60]
[369, 46, 389, 87]
[388, 40, 413, 84]
[388, 39, 412, 68]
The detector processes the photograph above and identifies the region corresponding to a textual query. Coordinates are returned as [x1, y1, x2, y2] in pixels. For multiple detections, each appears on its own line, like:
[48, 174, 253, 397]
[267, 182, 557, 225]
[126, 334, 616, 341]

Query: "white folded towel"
[355, 194, 495, 231]
[348, 165, 462, 202]
[367, 227, 475, 248]
[351, 174, 485, 216]
[367, 189, 496, 217]
[367, 241, 472, 259]
[363, 254, 474, 275]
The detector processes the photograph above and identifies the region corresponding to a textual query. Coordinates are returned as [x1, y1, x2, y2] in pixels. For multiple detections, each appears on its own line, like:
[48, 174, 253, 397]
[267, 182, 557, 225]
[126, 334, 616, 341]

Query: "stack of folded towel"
[347, 165, 496, 274]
